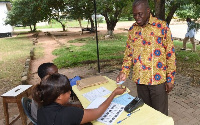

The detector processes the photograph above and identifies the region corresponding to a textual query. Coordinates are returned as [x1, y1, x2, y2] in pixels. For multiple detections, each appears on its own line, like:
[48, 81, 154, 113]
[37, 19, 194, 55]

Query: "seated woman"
[31, 62, 81, 121]
[32, 73, 126, 125]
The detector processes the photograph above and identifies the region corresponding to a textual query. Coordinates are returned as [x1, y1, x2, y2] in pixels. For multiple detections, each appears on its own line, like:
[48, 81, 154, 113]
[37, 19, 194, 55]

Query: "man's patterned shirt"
[121, 14, 176, 85]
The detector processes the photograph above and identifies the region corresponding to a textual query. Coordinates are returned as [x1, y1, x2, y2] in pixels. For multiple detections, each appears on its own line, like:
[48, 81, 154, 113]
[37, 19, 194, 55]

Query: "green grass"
[53, 36, 200, 69]
[173, 40, 200, 85]
[174, 40, 200, 64]
[0, 35, 32, 91]
[53, 35, 200, 85]
[52, 34, 127, 68]
[14, 20, 107, 30]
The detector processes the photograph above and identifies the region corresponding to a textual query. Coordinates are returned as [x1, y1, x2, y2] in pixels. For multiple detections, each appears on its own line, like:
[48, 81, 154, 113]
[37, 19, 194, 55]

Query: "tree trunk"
[88, 16, 94, 29]
[101, 8, 122, 36]
[33, 24, 36, 32]
[166, 3, 180, 25]
[154, 0, 165, 20]
[107, 30, 113, 36]
[61, 24, 65, 31]
[55, 19, 65, 31]
[29, 25, 32, 31]
[104, 17, 117, 36]
[78, 18, 82, 29]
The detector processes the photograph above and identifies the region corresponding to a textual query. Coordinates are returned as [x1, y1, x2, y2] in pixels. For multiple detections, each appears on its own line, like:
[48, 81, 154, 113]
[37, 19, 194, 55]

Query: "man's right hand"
[116, 72, 126, 83]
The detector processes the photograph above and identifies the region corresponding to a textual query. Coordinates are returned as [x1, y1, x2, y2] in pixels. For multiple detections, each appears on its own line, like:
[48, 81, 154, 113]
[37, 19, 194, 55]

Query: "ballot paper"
[86, 97, 107, 109]
[97, 102, 125, 125]
[82, 87, 111, 102]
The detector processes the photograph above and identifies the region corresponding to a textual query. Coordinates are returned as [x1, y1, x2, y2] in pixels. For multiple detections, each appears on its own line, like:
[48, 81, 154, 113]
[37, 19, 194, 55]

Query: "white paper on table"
[86, 97, 107, 109]
[82, 87, 111, 102]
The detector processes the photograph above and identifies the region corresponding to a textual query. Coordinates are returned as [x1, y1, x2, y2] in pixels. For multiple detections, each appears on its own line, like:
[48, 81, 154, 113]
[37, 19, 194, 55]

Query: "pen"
[117, 109, 140, 124]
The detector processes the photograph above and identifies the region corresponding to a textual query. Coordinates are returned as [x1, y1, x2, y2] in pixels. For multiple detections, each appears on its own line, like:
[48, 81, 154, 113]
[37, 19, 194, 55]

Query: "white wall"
[0, 2, 13, 33]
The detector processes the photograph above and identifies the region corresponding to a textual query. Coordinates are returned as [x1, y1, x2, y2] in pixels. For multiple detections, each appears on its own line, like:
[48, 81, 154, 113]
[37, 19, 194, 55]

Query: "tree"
[176, 4, 200, 20]
[66, 0, 95, 30]
[43, 0, 68, 31]
[96, 0, 133, 35]
[149, 0, 200, 24]
[5, 0, 47, 31]
[6, 0, 68, 31]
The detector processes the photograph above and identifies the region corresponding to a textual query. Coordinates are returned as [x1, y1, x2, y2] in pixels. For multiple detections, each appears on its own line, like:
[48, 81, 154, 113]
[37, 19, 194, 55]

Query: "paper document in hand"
[82, 87, 111, 102]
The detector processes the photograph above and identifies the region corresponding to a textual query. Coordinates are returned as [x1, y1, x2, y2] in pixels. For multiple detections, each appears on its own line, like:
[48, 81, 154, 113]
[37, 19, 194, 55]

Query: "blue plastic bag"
[69, 76, 81, 86]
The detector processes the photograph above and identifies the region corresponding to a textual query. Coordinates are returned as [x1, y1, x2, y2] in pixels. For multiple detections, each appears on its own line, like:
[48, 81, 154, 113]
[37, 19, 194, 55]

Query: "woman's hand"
[112, 87, 126, 96]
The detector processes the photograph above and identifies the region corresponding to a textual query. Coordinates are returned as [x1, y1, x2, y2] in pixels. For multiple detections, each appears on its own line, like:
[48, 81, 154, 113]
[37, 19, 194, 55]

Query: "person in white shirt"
[181, 17, 196, 51]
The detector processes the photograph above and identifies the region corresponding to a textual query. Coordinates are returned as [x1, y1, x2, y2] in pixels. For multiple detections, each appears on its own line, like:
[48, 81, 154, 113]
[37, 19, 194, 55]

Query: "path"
[1, 21, 200, 125]
[28, 32, 59, 85]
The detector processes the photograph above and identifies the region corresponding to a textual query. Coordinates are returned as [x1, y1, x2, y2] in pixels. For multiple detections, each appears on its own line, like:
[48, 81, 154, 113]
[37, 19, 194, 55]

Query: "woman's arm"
[80, 87, 126, 124]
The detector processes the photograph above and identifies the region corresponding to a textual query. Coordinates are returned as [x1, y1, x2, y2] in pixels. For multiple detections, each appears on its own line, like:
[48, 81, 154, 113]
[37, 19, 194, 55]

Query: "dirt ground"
[0, 24, 129, 124]
[0, 20, 199, 124]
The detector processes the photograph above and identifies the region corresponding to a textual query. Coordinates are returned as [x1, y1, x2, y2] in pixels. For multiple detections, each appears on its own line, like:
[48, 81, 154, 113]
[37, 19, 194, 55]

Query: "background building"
[0, 1, 13, 38]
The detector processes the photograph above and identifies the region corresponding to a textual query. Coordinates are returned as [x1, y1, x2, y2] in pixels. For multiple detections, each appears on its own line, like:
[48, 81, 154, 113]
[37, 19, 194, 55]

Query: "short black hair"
[37, 63, 55, 79]
[133, 0, 149, 8]
[186, 17, 191, 22]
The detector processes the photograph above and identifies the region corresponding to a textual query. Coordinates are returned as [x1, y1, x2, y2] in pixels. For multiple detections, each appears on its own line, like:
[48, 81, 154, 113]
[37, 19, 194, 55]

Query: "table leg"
[17, 100, 27, 125]
[3, 98, 9, 125]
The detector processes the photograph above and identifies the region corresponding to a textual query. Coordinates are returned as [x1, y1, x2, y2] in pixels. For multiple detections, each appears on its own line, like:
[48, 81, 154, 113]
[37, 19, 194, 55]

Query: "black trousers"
[136, 83, 168, 115]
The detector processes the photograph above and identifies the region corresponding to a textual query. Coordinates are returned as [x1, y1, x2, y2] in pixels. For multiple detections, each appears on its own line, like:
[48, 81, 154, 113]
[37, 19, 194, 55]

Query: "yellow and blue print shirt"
[121, 14, 176, 85]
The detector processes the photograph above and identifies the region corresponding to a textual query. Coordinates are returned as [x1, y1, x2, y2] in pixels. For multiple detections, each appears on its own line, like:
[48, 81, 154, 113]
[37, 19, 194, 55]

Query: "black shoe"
[180, 48, 186, 50]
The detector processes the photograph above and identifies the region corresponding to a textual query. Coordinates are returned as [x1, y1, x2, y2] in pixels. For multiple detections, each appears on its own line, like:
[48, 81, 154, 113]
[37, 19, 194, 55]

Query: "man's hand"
[165, 82, 174, 94]
[116, 72, 126, 83]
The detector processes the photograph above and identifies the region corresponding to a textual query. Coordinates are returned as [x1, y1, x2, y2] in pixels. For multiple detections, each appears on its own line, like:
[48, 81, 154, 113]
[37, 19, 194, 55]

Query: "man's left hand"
[165, 82, 174, 94]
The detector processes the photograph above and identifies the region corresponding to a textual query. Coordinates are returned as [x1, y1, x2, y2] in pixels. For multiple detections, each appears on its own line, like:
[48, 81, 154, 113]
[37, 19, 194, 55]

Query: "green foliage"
[0, 0, 12, 1]
[96, 0, 133, 31]
[65, 0, 95, 28]
[66, 0, 94, 20]
[97, 16, 104, 23]
[176, 4, 200, 20]
[5, 0, 47, 31]
[52, 34, 127, 68]
[5, 0, 67, 31]
[46, 0, 68, 31]
[120, 0, 134, 21]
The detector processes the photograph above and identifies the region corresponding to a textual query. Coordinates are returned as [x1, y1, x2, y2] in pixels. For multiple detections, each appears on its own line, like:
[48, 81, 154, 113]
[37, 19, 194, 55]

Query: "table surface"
[1, 85, 32, 97]
[72, 76, 174, 125]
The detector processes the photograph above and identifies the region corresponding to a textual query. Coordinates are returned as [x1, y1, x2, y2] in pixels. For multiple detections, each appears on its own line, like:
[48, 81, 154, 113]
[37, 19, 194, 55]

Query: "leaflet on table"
[82, 87, 112, 102]
[112, 93, 135, 106]
[97, 102, 124, 125]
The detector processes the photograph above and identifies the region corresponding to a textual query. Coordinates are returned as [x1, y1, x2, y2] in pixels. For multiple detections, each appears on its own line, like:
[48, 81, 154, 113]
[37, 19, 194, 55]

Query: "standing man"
[116, 0, 176, 115]
[181, 17, 196, 51]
